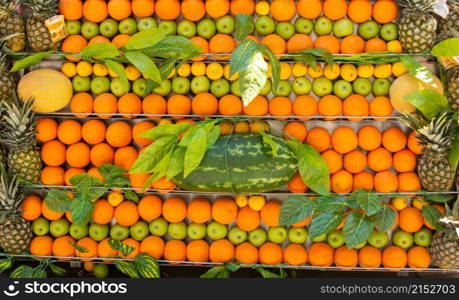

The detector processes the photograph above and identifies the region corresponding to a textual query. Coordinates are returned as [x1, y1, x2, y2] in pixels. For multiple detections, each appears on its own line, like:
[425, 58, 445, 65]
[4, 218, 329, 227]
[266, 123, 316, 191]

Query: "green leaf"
[235, 14, 254, 41]
[104, 59, 129, 92]
[10, 265, 34, 278]
[279, 195, 314, 226]
[130, 135, 178, 173]
[224, 262, 241, 272]
[255, 267, 286, 278]
[10, 51, 54, 72]
[44, 190, 72, 212]
[261, 131, 278, 157]
[0, 257, 13, 271]
[314, 195, 348, 213]
[200, 266, 230, 278]
[142, 36, 202, 59]
[309, 212, 344, 238]
[31, 267, 47, 278]
[400, 56, 435, 87]
[422, 205, 443, 230]
[124, 189, 139, 202]
[49, 263, 66, 276]
[135, 254, 160, 278]
[350, 189, 382, 216]
[207, 125, 221, 149]
[141, 123, 192, 140]
[240, 51, 268, 106]
[149, 150, 173, 180]
[69, 241, 88, 253]
[449, 133, 459, 171]
[178, 126, 198, 147]
[403, 90, 449, 119]
[229, 39, 259, 77]
[115, 261, 140, 278]
[258, 44, 280, 93]
[424, 193, 454, 203]
[184, 127, 208, 178]
[159, 58, 177, 80]
[70, 197, 94, 225]
[70, 174, 106, 201]
[125, 27, 168, 50]
[431, 38, 459, 58]
[125, 51, 161, 83]
[80, 43, 120, 59]
[108, 239, 135, 257]
[373, 205, 396, 232]
[343, 212, 373, 248]
[166, 147, 186, 180]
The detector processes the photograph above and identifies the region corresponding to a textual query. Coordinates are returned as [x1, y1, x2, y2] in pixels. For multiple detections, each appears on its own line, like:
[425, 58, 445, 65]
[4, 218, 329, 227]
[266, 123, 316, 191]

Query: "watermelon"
[174, 133, 297, 193]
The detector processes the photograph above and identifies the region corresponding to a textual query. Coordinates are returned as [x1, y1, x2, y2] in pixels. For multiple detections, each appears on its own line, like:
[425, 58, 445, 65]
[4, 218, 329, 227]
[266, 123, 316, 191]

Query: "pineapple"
[402, 112, 457, 191]
[447, 66, 459, 111]
[438, 0, 459, 41]
[0, 94, 41, 182]
[0, 0, 26, 52]
[0, 52, 17, 102]
[24, 0, 58, 52]
[0, 145, 5, 167]
[0, 167, 33, 254]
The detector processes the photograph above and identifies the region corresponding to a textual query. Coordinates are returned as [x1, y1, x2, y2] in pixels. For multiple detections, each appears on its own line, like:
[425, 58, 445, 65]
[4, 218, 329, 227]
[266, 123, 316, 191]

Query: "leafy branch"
[115, 253, 160, 278]
[200, 262, 240, 278]
[9, 256, 66, 278]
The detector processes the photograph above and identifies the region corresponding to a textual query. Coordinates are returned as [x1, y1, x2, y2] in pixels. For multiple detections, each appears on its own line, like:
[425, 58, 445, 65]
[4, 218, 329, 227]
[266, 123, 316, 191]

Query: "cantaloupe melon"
[18, 69, 73, 113]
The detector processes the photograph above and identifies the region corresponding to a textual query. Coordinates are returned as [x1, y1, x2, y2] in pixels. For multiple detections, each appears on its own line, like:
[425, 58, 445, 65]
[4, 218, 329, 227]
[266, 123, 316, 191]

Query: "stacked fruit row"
[23, 192, 436, 269]
[60, 0, 403, 57]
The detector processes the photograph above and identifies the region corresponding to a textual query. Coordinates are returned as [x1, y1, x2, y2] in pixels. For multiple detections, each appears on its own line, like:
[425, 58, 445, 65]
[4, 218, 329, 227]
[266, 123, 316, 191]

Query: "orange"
[353, 171, 374, 191]
[88, 167, 105, 182]
[358, 245, 381, 268]
[143, 94, 167, 119]
[151, 176, 176, 191]
[60, 0, 83, 20]
[186, 240, 209, 262]
[230, 0, 255, 15]
[94, 93, 117, 118]
[287, 34, 313, 52]
[343, 149, 367, 174]
[57, 119, 82, 145]
[331, 126, 357, 154]
[114, 145, 138, 169]
[399, 207, 424, 233]
[118, 93, 142, 118]
[111, 33, 130, 48]
[140, 236, 165, 259]
[407, 246, 431, 268]
[120, 238, 140, 258]
[64, 168, 85, 186]
[373, 0, 398, 24]
[343, 94, 369, 121]
[341, 35, 365, 54]
[190, 36, 209, 62]
[382, 127, 407, 152]
[138, 195, 162, 221]
[318, 95, 342, 120]
[367, 147, 392, 171]
[283, 244, 308, 266]
[306, 127, 331, 153]
[92, 199, 114, 225]
[61, 35, 87, 61]
[75, 237, 98, 261]
[292, 95, 317, 120]
[205, 0, 230, 18]
[36, 118, 58, 143]
[41, 166, 65, 186]
[365, 38, 387, 52]
[52, 235, 76, 257]
[269, 96, 292, 119]
[21, 194, 42, 221]
[370, 96, 393, 120]
[309, 242, 334, 267]
[261, 34, 286, 55]
[260, 200, 281, 227]
[297, 0, 322, 19]
[284, 122, 308, 143]
[237, 207, 260, 232]
[382, 246, 407, 268]
[212, 198, 237, 224]
[235, 242, 258, 264]
[106, 121, 132, 148]
[314, 35, 340, 54]
[164, 239, 186, 263]
[70, 92, 93, 118]
[209, 239, 235, 263]
[323, 0, 347, 20]
[132, 121, 154, 146]
[187, 198, 211, 224]
[82, 119, 106, 145]
[131, 0, 155, 17]
[288, 173, 308, 193]
[114, 201, 139, 226]
[192, 92, 218, 115]
[425, 205, 445, 230]
[219, 94, 243, 116]
[348, 0, 372, 23]
[167, 95, 191, 119]
[83, 0, 108, 22]
[209, 34, 236, 60]
[374, 170, 398, 193]
[129, 173, 150, 192]
[181, 0, 205, 21]
[331, 169, 353, 193]
[30, 236, 53, 256]
[90, 143, 115, 167]
[155, 0, 180, 20]
[407, 131, 423, 155]
[41, 140, 66, 167]
[66, 142, 90, 168]
[321, 149, 342, 174]
[88, 35, 110, 45]
[358, 125, 381, 151]
[108, 0, 131, 20]
[243, 95, 269, 116]
[393, 149, 416, 172]
[398, 172, 421, 192]
[98, 238, 119, 261]
[270, 0, 296, 21]
[334, 246, 358, 267]
[259, 242, 283, 265]
[163, 197, 187, 223]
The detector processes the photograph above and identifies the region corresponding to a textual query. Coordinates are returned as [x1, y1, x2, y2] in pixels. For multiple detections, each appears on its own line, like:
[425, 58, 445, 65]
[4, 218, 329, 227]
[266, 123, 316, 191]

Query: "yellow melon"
[18, 69, 73, 113]
[389, 73, 444, 114]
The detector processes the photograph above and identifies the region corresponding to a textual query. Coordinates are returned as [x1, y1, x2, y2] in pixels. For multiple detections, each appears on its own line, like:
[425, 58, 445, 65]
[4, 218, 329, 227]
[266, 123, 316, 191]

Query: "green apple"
[149, 217, 168, 237]
[248, 227, 267, 247]
[132, 78, 150, 97]
[187, 223, 207, 240]
[294, 17, 313, 34]
[367, 231, 389, 248]
[50, 218, 70, 238]
[66, 20, 81, 35]
[311, 232, 327, 242]
[255, 16, 275, 35]
[228, 226, 248, 245]
[210, 78, 230, 97]
[91, 77, 111, 95]
[110, 224, 130, 241]
[380, 23, 398, 41]
[119, 17, 138, 35]
[81, 21, 99, 39]
[69, 223, 89, 240]
[372, 78, 391, 96]
[99, 18, 118, 38]
[276, 22, 295, 40]
[207, 221, 227, 240]
[111, 78, 131, 96]
[314, 16, 333, 35]
[312, 77, 333, 97]
[327, 230, 345, 248]
[197, 18, 216, 39]
[72, 75, 91, 92]
[358, 20, 379, 40]
[414, 228, 433, 247]
[273, 80, 292, 96]
[153, 79, 171, 96]
[260, 80, 272, 95]
[333, 79, 353, 99]
[191, 75, 210, 94]
[392, 229, 414, 249]
[230, 80, 241, 96]
[354, 241, 367, 249]
[177, 20, 197, 38]
[288, 227, 308, 244]
[93, 263, 109, 278]
[32, 217, 50, 236]
[216, 15, 235, 34]
[89, 223, 109, 241]
[268, 226, 287, 244]
[333, 18, 354, 38]
[352, 77, 372, 96]
[172, 77, 191, 94]
[158, 20, 177, 35]
[137, 17, 157, 31]
[167, 222, 187, 240]
[292, 77, 312, 95]
[130, 221, 149, 241]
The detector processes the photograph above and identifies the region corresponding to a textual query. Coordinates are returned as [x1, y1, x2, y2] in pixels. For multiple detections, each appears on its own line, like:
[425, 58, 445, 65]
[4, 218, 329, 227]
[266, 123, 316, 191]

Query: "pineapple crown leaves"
[0, 166, 25, 220]
[23, 0, 58, 16]
[399, 0, 450, 18]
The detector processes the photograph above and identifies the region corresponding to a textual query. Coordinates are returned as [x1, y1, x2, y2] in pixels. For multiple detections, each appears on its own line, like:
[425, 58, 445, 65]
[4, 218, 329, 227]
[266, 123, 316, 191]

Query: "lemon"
[357, 64, 374, 78]
[279, 62, 291, 80]
[158, 119, 173, 126]
[374, 64, 392, 78]
[223, 64, 239, 81]
[412, 196, 429, 210]
[390, 196, 408, 211]
[167, 67, 176, 79]
[392, 61, 408, 77]
[307, 64, 323, 78]
[323, 64, 341, 80]
[255, 0, 270, 15]
[93, 63, 108, 77]
[248, 195, 266, 211]
[291, 63, 307, 77]
[108, 192, 124, 207]
[235, 195, 248, 208]
[61, 62, 76, 78]
[125, 65, 141, 81]
[177, 63, 191, 77]
[83, 262, 94, 272]
[191, 62, 206, 76]
[340, 64, 357, 81]
[387, 40, 402, 53]
[108, 67, 119, 78]
[76, 61, 93, 77]
[206, 62, 224, 80]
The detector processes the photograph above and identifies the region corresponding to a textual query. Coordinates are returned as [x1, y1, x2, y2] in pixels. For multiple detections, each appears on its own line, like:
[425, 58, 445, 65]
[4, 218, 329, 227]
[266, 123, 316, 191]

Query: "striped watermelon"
[174, 133, 297, 193]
